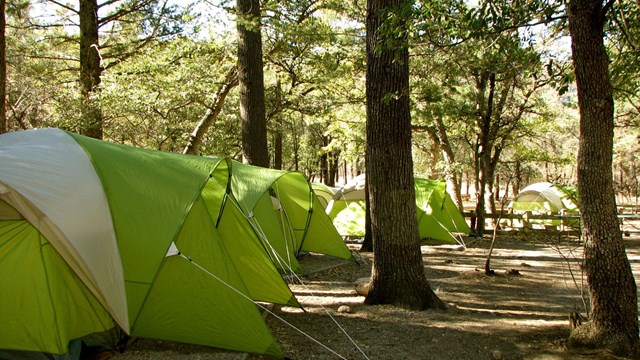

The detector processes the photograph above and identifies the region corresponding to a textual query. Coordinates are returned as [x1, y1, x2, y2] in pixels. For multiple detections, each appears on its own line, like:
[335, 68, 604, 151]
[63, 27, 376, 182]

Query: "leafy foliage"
[3, 0, 637, 194]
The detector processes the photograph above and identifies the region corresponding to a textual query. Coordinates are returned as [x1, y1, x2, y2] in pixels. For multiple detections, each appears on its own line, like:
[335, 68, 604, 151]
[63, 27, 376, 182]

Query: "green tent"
[508, 182, 580, 228]
[311, 182, 337, 209]
[0, 129, 295, 358]
[327, 176, 470, 245]
[230, 162, 354, 273]
[414, 178, 472, 245]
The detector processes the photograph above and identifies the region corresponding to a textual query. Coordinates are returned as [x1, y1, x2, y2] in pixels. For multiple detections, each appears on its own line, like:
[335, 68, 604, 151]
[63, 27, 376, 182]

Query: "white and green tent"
[230, 162, 354, 273]
[508, 182, 580, 228]
[326, 175, 470, 245]
[0, 128, 296, 358]
[509, 182, 579, 214]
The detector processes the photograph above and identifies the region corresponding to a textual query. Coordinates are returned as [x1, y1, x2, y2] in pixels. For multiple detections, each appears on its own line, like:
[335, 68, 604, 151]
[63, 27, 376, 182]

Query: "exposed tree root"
[567, 321, 640, 359]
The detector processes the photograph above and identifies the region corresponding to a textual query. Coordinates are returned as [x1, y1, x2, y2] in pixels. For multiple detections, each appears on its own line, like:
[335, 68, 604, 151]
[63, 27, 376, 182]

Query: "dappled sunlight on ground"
[111, 235, 640, 359]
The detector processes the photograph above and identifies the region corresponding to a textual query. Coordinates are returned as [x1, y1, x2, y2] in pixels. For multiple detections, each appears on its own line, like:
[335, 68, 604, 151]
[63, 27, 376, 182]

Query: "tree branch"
[45, 0, 78, 14]
[183, 68, 239, 155]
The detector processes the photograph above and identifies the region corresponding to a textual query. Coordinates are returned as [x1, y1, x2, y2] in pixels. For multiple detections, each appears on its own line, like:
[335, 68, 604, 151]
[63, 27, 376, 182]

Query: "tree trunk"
[566, 0, 639, 356]
[475, 145, 491, 235]
[494, 173, 500, 203]
[273, 81, 284, 170]
[448, 174, 463, 211]
[364, 0, 445, 310]
[474, 168, 487, 236]
[473, 71, 496, 236]
[237, 0, 269, 167]
[465, 170, 470, 197]
[431, 116, 464, 210]
[0, 0, 6, 134]
[79, 0, 102, 139]
[183, 69, 238, 155]
[328, 150, 339, 187]
[292, 120, 300, 171]
[485, 147, 502, 227]
[320, 152, 328, 183]
[513, 160, 521, 195]
[360, 179, 373, 252]
[319, 135, 331, 182]
[274, 117, 283, 169]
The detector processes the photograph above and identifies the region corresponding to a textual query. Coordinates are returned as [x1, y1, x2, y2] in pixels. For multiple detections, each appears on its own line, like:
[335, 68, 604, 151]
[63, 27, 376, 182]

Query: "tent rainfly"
[326, 175, 471, 245]
[230, 162, 354, 273]
[311, 182, 338, 209]
[0, 128, 297, 358]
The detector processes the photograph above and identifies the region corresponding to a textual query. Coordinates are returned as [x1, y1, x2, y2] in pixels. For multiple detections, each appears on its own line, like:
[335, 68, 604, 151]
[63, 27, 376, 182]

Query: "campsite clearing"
[111, 233, 640, 360]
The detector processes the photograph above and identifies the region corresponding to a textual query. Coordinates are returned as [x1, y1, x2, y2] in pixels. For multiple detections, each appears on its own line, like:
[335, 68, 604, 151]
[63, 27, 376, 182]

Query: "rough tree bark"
[360, 180, 373, 252]
[473, 71, 495, 236]
[79, 0, 102, 139]
[364, 0, 445, 310]
[0, 0, 6, 134]
[423, 118, 464, 210]
[566, 0, 639, 356]
[272, 80, 283, 170]
[237, 0, 269, 167]
[274, 117, 283, 169]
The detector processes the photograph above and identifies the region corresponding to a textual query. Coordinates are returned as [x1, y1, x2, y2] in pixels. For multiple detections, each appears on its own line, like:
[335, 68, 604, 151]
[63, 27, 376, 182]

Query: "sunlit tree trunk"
[426, 116, 464, 210]
[183, 69, 238, 155]
[237, 0, 269, 167]
[567, 0, 639, 356]
[473, 71, 495, 235]
[79, 0, 102, 139]
[485, 146, 503, 226]
[364, 0, 445, 310]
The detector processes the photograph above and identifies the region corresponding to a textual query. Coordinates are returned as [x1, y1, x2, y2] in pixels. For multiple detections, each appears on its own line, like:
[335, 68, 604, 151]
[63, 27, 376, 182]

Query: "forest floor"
[110, 229, 640, 360]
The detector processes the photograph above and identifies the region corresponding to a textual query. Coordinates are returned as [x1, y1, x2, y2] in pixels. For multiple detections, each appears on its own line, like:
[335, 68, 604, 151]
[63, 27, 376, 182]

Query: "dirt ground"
[111, 232, 640, 360]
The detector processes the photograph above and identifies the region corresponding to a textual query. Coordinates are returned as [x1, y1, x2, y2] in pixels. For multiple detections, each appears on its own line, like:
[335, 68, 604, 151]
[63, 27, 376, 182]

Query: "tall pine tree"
[364, 0, 445, 310]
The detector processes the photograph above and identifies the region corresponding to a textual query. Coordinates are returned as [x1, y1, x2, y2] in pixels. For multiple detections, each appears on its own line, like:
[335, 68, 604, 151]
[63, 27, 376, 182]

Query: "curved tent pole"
[269, 186, 297, 267]
[0, 182, 126, 334]
[225, 191, 298, 274]
[288, 177, 315, 254]
[212, 157, 234, 227]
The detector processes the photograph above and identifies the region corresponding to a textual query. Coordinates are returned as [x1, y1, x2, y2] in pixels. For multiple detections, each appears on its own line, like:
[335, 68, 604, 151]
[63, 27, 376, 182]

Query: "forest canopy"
[3, 0, 639, 202]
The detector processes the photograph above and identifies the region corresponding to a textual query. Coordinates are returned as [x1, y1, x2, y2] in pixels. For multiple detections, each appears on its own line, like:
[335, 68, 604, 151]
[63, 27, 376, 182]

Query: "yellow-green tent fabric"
[0, 129, 295, 358]
[327, 175, 470, 245]
[230, 162, 354, 273]
[508, 182, 580, 228]
[311, 182, 337, 209]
